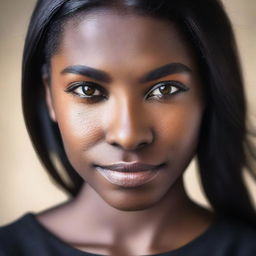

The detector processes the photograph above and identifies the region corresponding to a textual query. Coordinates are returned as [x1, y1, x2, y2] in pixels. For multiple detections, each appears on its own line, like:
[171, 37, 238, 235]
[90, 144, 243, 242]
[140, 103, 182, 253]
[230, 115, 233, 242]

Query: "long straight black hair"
[22, 0, 256, 226]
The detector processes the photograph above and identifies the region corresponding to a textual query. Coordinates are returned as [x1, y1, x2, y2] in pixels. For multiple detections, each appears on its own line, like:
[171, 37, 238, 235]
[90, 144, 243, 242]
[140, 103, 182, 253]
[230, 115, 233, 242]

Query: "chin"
[101, 188, 163, 212]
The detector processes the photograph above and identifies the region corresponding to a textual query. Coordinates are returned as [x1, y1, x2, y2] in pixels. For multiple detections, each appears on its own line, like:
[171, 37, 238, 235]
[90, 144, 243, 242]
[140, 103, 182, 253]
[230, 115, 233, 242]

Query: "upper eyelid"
[152, 80, 188, 88]
[65, 81, 106, 93]
[65, 80, 189, 96]
[145, 80, 189, 95]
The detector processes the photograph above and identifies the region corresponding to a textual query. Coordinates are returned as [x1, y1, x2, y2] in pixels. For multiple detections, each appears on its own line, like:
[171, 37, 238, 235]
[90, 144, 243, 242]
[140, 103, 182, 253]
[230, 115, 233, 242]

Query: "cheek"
[54, 102, 103, 165]
[157, 101, 203, 156]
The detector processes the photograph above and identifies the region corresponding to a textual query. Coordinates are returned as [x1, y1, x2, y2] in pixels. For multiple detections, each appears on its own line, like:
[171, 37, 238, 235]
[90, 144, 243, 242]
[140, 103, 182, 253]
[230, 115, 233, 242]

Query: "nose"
[105, 99, 154, 151]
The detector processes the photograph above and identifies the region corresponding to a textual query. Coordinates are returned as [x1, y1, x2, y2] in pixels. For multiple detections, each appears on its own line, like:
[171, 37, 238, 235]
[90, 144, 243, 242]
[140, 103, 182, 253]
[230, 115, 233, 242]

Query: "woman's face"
[46, 10, 204, 210]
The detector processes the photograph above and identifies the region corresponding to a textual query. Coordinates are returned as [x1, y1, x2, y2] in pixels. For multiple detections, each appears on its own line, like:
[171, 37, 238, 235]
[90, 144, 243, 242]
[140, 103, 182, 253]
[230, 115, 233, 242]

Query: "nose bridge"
[105, 95, 153, 150]
[118, 96, 141, 132]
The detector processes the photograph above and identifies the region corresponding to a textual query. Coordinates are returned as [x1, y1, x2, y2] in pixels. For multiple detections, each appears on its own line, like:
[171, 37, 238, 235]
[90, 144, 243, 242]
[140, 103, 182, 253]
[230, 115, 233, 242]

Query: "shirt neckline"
[24, 212, 221, 256]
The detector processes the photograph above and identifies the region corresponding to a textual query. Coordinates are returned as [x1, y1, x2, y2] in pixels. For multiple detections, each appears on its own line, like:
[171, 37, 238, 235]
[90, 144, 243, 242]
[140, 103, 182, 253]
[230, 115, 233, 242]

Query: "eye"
[146, 81, 189, 99]
[65, 81, 107, 99]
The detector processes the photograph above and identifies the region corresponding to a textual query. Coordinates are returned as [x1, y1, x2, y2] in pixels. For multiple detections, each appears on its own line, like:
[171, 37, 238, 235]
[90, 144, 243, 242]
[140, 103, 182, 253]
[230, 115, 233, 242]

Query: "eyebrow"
[61, 65, 112, 83]
[139, 63, 192, 83]
[61, 62, 192, 83]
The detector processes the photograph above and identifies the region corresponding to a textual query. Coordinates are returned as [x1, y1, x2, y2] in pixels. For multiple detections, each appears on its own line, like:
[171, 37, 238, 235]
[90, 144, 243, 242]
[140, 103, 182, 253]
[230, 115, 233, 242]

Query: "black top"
[0, 213, 256, 256]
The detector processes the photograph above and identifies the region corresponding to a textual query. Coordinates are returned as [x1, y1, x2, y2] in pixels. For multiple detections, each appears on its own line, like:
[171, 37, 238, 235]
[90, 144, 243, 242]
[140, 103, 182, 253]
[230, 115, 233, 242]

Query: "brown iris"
[82, 86, 96, 96]
[159, 85, 171, 95]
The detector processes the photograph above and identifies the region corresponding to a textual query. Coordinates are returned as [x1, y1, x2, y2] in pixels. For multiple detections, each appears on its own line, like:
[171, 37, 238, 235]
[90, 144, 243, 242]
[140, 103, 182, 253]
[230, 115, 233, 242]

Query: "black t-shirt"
[0, 213, 256, 255]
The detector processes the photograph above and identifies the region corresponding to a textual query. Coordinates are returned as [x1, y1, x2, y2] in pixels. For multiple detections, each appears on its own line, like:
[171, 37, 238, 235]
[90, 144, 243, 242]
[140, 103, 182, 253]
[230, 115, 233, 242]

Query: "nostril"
[106, 127, 154, 151]
[110, 141, 149, 151]
[137, 142, 148, 149]
[111, 142, 120, 148]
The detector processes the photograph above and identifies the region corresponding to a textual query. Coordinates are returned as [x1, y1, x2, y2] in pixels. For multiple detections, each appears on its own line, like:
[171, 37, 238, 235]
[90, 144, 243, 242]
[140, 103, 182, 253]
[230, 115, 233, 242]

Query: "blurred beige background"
[0, 0, 255, 225]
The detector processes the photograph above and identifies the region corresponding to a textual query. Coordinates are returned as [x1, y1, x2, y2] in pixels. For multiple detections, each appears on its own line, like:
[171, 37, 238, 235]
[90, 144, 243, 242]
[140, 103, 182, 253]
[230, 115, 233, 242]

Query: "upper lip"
[94, 162, 166, 172]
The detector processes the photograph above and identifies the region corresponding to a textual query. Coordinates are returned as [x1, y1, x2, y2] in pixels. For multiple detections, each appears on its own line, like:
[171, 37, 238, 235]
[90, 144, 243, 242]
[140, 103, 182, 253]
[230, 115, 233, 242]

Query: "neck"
[37, 177, 213, 255]
[69, 178, 207, 245]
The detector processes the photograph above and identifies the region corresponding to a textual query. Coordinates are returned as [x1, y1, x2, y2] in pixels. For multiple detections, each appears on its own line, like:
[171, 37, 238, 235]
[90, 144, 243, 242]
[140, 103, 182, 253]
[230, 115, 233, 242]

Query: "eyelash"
[65, 80, 189, 102]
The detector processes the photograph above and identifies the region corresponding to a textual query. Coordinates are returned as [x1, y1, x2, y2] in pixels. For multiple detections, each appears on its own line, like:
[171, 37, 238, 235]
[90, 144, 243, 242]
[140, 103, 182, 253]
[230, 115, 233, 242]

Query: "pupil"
[82, 86, 95, 96]
[159, 85, 170, 95]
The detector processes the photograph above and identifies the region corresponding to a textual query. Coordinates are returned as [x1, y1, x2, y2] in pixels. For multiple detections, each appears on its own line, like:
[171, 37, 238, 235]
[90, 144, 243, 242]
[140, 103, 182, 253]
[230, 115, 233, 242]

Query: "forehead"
[54, 10, 197, 73]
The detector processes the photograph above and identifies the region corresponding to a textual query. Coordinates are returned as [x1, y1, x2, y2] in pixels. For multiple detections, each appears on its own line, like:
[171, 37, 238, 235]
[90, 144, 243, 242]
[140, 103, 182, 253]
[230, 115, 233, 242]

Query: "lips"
[97, 162, 164, 172]
[94, 162, 166, 188]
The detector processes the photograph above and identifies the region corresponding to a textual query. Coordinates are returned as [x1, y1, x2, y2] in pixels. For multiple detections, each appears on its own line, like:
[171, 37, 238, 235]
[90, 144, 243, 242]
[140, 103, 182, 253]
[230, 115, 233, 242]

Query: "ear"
[43, 75, 57, 122]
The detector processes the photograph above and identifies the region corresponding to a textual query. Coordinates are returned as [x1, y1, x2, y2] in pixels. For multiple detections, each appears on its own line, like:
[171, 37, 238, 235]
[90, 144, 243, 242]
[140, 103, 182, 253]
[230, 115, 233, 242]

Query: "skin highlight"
[39, 10, 212, 255]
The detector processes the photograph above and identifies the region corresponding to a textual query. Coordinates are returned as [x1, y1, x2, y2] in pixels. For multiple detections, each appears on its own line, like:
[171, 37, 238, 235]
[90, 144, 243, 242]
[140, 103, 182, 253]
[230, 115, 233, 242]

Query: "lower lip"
[95, 167, 161, 188]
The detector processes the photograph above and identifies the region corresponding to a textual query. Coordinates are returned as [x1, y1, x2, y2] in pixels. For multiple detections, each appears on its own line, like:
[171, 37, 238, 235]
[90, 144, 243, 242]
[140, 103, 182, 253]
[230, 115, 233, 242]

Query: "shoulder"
[202, 217, 256, 256]
[172, 216, 256, 256]
[0, 213, 88, 256]
[0, 213, 46, 255]
[0, 214, 32, 250]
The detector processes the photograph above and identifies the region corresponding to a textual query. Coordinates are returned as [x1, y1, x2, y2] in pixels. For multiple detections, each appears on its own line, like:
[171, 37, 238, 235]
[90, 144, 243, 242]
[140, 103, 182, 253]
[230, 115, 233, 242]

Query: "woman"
[0, 0, 255, 255]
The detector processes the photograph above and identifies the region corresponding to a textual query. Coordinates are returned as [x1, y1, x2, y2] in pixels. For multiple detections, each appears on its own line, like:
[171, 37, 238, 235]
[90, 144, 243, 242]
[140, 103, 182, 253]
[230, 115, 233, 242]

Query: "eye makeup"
[145, 80, 189, 100]
[64, 81, 108, 102]
[64, 79, 190, 103]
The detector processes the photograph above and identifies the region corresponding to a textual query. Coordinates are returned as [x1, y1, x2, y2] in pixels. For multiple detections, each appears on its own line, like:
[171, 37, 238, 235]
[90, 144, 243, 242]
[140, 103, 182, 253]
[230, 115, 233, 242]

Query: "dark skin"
[38, 10, 214, 255]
